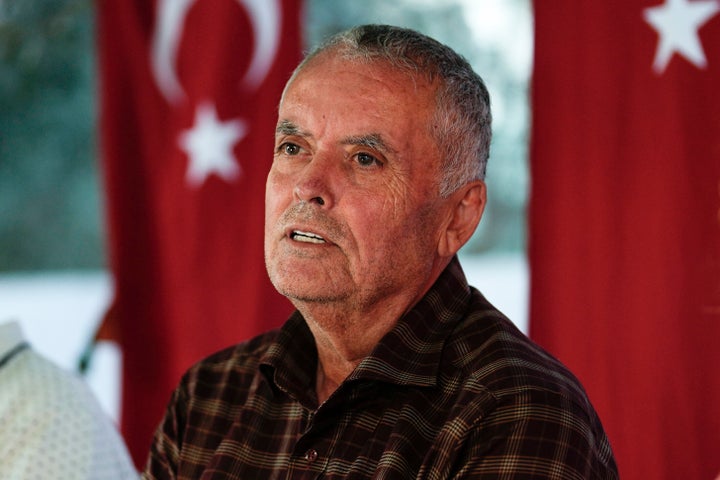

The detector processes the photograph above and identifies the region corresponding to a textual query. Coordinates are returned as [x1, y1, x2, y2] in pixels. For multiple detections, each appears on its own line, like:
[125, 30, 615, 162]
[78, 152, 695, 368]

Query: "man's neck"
[293, 260, 450, 405]
[298, 300, 409, 405]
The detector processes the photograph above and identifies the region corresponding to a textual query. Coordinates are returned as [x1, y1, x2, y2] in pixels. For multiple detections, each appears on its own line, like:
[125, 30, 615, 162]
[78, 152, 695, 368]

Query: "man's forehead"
[276, 54, 438, 156]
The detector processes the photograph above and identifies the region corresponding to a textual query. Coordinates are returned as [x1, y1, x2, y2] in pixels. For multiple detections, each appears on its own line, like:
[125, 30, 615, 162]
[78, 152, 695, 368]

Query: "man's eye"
[356, 152, 381, 167]
[280, 143, 301, 155]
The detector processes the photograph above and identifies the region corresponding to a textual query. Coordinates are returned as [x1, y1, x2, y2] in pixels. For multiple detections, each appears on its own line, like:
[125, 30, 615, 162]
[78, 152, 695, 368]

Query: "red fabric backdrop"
[530, 1, 720, 479]
[97, 0, 301, 466]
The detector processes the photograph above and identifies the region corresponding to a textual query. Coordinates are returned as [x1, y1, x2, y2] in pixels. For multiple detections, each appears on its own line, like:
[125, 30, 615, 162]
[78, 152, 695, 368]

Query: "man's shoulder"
[446, 287, 591, 408]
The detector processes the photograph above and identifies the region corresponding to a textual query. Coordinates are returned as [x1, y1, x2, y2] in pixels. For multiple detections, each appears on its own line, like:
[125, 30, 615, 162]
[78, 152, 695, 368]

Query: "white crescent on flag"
[150, 0, 281, 104]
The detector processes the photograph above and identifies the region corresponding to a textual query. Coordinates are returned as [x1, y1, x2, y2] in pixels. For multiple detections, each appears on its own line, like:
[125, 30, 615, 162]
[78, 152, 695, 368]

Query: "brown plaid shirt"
[143, 257, 618, 479]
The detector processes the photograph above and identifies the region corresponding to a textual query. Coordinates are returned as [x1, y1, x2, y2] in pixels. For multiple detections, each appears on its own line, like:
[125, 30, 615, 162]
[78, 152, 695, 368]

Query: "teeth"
[292, 230, 326, 244]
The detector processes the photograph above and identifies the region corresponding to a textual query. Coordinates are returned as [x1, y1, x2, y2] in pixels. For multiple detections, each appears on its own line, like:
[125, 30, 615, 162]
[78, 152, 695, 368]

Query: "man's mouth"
[290, 230, 326, 244]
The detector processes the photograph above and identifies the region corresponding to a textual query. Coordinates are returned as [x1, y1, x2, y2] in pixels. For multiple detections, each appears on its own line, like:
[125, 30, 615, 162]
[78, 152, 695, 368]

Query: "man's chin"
[277, 286, 344, 305]
[267, 258, 349, 303]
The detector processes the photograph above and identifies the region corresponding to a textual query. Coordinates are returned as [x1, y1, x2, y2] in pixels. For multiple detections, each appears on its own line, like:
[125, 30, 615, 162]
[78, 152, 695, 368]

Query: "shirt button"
[304, 449, 318, 463]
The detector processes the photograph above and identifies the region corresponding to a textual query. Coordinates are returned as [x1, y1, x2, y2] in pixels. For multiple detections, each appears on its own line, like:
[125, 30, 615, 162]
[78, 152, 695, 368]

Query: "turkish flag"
[529, 1, 720, 479]
[97, 0, 301, 467]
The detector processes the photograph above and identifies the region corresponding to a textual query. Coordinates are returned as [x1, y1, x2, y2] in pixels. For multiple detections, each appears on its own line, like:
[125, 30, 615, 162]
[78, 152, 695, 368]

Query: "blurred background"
[0, 0, 531, 419]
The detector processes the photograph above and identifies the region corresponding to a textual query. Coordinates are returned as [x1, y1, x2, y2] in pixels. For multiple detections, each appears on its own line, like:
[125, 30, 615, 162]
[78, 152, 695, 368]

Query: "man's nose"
[292, 155, 335, 208]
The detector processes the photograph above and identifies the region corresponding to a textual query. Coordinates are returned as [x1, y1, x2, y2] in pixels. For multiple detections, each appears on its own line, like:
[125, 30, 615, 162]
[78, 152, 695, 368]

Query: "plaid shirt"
[143, 257, 618, 479]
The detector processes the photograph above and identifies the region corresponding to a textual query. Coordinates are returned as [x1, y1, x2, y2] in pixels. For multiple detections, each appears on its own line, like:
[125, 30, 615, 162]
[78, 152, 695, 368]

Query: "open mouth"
[290, 230, 326, 244]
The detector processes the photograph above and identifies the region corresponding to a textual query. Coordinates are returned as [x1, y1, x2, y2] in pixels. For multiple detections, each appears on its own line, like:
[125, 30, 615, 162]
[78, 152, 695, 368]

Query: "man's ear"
[438, 181, 487, 258]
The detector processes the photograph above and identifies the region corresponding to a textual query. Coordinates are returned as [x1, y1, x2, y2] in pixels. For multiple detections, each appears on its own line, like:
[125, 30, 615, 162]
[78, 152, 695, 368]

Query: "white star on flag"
[644, 0, 720, 74]
[179, 102, 247, 187]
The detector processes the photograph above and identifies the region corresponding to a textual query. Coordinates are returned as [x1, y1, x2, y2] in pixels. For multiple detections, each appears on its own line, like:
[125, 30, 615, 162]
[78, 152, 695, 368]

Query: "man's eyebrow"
[276, 122, 396, 155]
[276, 119, 305, 136]
[343, 133, 397, 155]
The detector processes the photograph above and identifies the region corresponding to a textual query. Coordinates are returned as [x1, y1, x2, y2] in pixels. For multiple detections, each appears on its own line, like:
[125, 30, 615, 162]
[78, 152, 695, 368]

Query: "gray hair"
[290, 24, 492, 197]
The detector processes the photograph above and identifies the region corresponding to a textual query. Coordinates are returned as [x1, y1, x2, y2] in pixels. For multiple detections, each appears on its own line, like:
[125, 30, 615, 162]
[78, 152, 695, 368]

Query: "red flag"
[529, 1, 720, 479]
[97, 0, 301, 466]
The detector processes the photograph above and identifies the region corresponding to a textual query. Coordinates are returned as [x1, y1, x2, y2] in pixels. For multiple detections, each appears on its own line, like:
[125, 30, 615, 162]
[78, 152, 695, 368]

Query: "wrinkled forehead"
[279, 59, 439, 140]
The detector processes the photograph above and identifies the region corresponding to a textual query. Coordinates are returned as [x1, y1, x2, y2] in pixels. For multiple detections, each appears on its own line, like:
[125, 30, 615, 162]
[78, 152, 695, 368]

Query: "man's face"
[264, 54, 452, 313]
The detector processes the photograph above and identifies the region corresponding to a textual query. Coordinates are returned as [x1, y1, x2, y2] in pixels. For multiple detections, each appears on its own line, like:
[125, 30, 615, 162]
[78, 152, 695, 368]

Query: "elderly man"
[144, 25, 618, 479]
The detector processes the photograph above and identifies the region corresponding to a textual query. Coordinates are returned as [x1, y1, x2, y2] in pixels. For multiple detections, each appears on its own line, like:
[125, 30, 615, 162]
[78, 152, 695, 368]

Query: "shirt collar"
[260, 312, 318, 405]
[260, 256, 471, 398]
